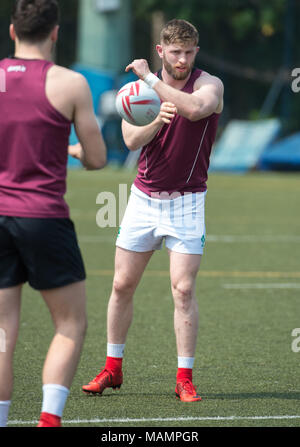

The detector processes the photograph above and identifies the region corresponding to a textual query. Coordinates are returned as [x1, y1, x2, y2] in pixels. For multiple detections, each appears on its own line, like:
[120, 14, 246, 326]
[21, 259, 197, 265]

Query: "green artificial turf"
[8, 168, 300, 427]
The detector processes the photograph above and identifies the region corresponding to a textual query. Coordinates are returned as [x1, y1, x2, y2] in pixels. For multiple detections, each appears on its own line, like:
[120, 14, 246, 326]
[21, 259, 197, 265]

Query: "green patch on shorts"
[201, 234, 206, 248]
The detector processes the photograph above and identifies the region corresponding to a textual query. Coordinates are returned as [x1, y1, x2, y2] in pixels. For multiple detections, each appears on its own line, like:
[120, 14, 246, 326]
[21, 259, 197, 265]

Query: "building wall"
[77, 0, 132, 74]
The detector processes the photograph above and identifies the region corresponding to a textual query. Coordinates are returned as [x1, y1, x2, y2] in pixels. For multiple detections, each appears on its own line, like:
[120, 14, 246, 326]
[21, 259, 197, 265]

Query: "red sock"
[38, 412, 61, 427]
[105, 356, 123, 373]
[177, 368, 192, 383]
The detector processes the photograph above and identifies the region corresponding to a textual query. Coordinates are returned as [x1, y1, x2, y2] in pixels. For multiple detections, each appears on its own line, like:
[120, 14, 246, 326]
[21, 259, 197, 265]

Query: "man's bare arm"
[71, 74, 107, 170]
[125, 60, 223, 121]
[122, 102, 177, 151]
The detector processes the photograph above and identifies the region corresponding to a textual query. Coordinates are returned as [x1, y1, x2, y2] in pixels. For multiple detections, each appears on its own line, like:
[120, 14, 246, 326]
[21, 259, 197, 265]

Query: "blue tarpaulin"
[71, 64, 115, 112]
[209, 118, 281, 173]
[259, 132, 300, 171]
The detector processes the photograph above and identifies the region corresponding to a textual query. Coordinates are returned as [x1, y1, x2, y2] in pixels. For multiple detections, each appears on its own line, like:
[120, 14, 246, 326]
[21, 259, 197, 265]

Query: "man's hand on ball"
[158, 102, 177, 124]
[125, 59, 151, 80]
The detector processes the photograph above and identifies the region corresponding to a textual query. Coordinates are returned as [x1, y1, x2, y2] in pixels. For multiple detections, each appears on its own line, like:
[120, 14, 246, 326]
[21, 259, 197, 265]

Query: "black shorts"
[0, 216, 86, 290]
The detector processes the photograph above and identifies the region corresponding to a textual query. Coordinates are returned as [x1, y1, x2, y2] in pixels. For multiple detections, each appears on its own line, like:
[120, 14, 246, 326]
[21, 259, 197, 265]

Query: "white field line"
[78, 235, 300, 244]
[7, 415, 300, 425]
[223, 283, 300, 289]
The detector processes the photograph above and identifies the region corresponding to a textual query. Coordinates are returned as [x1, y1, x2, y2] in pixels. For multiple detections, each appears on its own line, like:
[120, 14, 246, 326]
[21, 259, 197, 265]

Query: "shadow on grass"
[203, 392, 300, 400]
[82, 391, 300, 400]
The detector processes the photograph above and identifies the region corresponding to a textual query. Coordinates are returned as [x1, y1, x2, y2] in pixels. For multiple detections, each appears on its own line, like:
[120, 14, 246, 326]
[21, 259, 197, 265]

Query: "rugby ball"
[115, 80, 161, 126]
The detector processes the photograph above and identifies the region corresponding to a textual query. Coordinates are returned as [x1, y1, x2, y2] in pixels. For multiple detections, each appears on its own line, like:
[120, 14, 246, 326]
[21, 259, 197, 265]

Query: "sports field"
[8, 167, 300, 427]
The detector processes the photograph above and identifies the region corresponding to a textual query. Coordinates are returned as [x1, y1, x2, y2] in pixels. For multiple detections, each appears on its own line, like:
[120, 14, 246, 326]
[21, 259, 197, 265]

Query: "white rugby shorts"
[116, 184, 207, 255]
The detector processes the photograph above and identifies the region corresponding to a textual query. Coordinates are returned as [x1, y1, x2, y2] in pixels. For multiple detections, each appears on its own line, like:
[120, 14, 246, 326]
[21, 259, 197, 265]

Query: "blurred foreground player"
[0, 0, 106, 427]
[83, 20, 223, 402]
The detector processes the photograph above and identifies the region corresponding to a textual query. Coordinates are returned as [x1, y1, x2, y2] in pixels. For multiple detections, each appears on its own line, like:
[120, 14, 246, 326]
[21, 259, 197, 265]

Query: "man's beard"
[163, 55, 194, 81]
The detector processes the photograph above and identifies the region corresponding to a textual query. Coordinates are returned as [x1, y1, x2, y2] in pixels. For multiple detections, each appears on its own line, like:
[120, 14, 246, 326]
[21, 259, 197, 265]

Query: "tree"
[132, 0, 300, 135]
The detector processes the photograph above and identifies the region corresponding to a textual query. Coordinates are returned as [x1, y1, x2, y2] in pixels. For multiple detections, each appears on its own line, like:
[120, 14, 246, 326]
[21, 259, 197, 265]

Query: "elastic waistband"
[131, 184, 207, 202]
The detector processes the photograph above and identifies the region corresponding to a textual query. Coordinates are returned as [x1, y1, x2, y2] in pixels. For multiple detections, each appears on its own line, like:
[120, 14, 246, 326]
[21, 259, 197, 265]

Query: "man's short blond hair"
[160, 19, 199, 46]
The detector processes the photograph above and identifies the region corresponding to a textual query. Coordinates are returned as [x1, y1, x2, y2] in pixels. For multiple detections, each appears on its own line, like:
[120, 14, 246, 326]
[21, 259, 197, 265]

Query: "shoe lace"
[181, 380, 197, 395]
[94, 368, 110, 382]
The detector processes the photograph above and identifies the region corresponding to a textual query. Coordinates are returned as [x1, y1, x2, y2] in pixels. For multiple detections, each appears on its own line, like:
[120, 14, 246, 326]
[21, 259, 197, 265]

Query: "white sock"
[0, 400, 11, 427]
[178, 356, 195, 369]
[107, 343, 125, 358]
[41, 384, 70, 418]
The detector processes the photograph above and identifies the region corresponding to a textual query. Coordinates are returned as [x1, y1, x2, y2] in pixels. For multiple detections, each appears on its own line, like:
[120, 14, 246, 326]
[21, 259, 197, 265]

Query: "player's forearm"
[153, 80, 202, 121]
[68, 142, 107, 170]
[122, 118, 164, 151]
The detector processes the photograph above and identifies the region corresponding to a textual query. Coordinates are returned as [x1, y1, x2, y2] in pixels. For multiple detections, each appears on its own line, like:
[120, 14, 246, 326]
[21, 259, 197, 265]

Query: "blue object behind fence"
[67, 64, 115, 168]
[71, 64, 115, 112]
[209, 118, 281, 173]
[259, 132, 300, 171]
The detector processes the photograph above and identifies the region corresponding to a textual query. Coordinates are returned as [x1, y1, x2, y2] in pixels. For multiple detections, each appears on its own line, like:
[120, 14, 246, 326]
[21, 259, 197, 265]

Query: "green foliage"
[132, 0, 300, 134]
[231, 9, 256, 39]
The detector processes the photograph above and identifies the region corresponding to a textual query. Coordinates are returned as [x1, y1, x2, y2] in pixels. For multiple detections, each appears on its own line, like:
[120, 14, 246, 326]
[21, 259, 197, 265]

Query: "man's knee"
[112, 276, 137, 297]
[79, 314, 88, 337]
[55, 311, 87, 339]
[172, 280, 194, 311]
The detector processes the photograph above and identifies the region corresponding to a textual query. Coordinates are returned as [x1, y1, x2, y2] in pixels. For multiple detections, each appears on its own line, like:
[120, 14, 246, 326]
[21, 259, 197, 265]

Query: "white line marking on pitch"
[7, 415, 300, 425]
[223, 283, 300, 289]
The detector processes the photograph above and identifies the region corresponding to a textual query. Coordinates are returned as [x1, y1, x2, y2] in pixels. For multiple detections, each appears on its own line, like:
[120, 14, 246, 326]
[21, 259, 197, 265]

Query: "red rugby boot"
[82, 368, 123, 395]
[175, 379, 202, 402]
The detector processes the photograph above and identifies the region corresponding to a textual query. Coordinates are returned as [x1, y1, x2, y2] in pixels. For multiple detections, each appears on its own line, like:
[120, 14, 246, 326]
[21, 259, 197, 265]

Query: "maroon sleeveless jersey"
[0, 58, 71, 218]
[134, 68, 220, 195]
